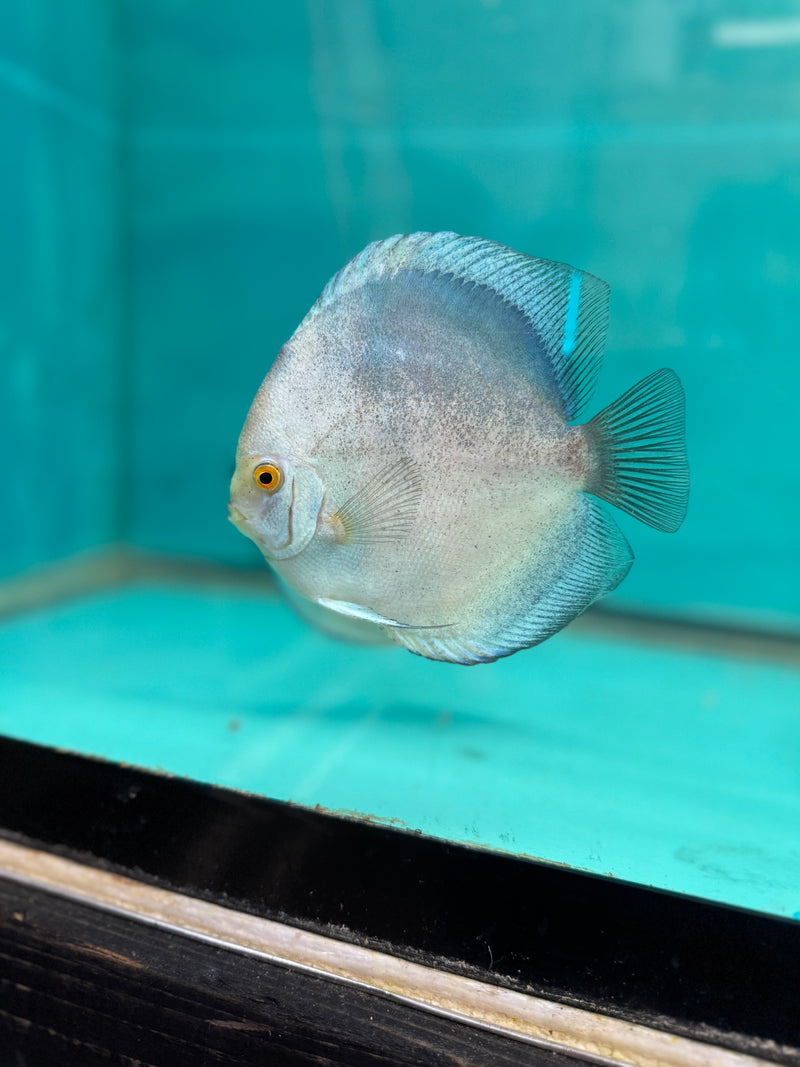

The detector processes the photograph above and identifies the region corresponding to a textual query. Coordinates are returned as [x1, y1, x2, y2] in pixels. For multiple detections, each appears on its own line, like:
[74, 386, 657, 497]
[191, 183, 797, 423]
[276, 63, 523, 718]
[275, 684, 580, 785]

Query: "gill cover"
[267, 461, 324, 561]
[232, 457, 324, 562]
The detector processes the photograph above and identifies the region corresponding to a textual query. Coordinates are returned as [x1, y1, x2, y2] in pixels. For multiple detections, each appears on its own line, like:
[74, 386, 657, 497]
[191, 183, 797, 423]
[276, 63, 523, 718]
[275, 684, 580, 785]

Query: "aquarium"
[2, 0, 799, 937]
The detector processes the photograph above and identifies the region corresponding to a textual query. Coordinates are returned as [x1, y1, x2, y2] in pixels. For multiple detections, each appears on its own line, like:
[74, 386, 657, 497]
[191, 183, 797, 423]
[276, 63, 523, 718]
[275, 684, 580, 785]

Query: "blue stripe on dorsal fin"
[562, 269, 582, 357]
[311, 232, 610, 420]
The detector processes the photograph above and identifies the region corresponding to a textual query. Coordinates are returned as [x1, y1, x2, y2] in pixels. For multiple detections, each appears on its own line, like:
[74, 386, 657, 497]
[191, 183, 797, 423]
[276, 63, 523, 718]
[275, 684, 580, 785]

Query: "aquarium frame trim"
[0, 735, 797, 1064]
[0, 837, 772, 1067]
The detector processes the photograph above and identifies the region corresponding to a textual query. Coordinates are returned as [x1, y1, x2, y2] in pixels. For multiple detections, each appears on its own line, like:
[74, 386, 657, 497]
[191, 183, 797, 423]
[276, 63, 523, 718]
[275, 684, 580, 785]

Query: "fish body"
[230, 233, 688, 664]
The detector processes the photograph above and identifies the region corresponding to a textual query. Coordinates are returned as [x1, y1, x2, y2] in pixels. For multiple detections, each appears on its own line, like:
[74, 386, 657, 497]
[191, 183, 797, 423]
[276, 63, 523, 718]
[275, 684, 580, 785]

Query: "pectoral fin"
[326, 458, 423, 545]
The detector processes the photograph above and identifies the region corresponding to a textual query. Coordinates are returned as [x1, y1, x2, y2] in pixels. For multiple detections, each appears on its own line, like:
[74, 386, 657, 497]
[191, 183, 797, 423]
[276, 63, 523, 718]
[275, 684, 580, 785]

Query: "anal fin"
[389, 498, 633, 665]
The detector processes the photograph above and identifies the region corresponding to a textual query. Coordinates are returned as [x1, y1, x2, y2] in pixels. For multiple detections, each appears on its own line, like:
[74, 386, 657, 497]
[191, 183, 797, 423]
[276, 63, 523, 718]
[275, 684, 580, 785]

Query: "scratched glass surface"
[1, 1, 799, 919]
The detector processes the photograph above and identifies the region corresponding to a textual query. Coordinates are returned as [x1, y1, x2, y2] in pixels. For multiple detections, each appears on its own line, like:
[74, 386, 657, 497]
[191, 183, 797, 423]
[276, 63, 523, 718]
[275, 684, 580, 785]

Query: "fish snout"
[228, 502, 249, 527]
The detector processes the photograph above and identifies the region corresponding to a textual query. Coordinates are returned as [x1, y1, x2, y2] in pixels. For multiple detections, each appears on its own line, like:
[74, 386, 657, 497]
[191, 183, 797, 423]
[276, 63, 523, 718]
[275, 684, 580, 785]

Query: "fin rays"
[332, 458, 423, 544]
[586, 368, 689, 533]
[391, 499, 633, 665]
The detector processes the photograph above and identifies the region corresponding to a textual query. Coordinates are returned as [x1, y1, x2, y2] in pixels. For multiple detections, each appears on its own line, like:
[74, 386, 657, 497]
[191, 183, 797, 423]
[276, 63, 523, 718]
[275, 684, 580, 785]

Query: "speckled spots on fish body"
[229, 232, 689, 665]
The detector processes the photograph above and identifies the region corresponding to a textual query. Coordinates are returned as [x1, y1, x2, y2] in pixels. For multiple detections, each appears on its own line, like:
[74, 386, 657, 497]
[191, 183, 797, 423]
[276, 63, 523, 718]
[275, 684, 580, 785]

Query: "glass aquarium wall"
[0, 2, 122, 579]
[2, 1, 799, 920]
[121, 1, 800, 628]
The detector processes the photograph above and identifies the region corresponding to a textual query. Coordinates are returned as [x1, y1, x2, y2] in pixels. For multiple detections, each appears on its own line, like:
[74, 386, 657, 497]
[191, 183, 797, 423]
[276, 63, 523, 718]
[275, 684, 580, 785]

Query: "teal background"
[0, 3, 121, 577]
[1, 2, 799, 918]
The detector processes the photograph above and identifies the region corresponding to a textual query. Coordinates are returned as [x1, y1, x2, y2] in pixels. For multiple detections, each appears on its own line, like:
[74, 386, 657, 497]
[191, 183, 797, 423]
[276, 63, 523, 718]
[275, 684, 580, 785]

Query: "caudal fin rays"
[585, 368, 689, 533]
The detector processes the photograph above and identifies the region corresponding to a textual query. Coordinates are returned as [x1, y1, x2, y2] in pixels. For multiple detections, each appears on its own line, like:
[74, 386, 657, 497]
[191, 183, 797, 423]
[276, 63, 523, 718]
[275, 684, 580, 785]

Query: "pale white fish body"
[230, 232, 688, 664]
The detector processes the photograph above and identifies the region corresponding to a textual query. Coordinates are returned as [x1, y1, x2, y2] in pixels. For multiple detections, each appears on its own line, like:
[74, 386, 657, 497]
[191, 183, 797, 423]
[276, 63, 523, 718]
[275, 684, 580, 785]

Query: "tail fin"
[585, 368, 689, 533]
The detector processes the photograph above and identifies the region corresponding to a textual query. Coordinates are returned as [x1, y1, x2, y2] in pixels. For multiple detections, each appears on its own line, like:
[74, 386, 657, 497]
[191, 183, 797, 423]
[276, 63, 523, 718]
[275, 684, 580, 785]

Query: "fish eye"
[253, 462, 284, 494]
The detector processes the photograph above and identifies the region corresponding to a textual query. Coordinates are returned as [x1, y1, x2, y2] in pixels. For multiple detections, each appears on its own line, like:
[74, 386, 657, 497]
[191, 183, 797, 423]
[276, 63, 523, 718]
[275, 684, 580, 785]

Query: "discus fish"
[229, 232, 688, 665]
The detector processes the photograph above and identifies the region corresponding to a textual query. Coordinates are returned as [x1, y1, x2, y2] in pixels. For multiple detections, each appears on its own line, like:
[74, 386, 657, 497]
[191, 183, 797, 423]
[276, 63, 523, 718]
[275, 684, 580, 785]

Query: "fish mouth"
[227, 502, 262, 544]
[227, 500, 296, 556]
[227, 503, 249, 528]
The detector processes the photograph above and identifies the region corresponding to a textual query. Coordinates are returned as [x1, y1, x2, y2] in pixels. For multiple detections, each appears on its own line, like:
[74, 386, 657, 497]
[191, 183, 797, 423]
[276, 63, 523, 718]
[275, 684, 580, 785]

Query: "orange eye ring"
[253, 462, 284, 494]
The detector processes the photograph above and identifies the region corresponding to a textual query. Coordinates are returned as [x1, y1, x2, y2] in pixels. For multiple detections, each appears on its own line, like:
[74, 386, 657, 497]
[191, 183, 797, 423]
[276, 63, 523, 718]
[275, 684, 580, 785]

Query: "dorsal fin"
[311, 232, 610, 420]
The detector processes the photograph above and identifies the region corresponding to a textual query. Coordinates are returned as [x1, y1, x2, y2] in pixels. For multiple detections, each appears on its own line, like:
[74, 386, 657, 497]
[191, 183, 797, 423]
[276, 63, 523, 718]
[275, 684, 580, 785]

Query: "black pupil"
[259, 470, 273, 486]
